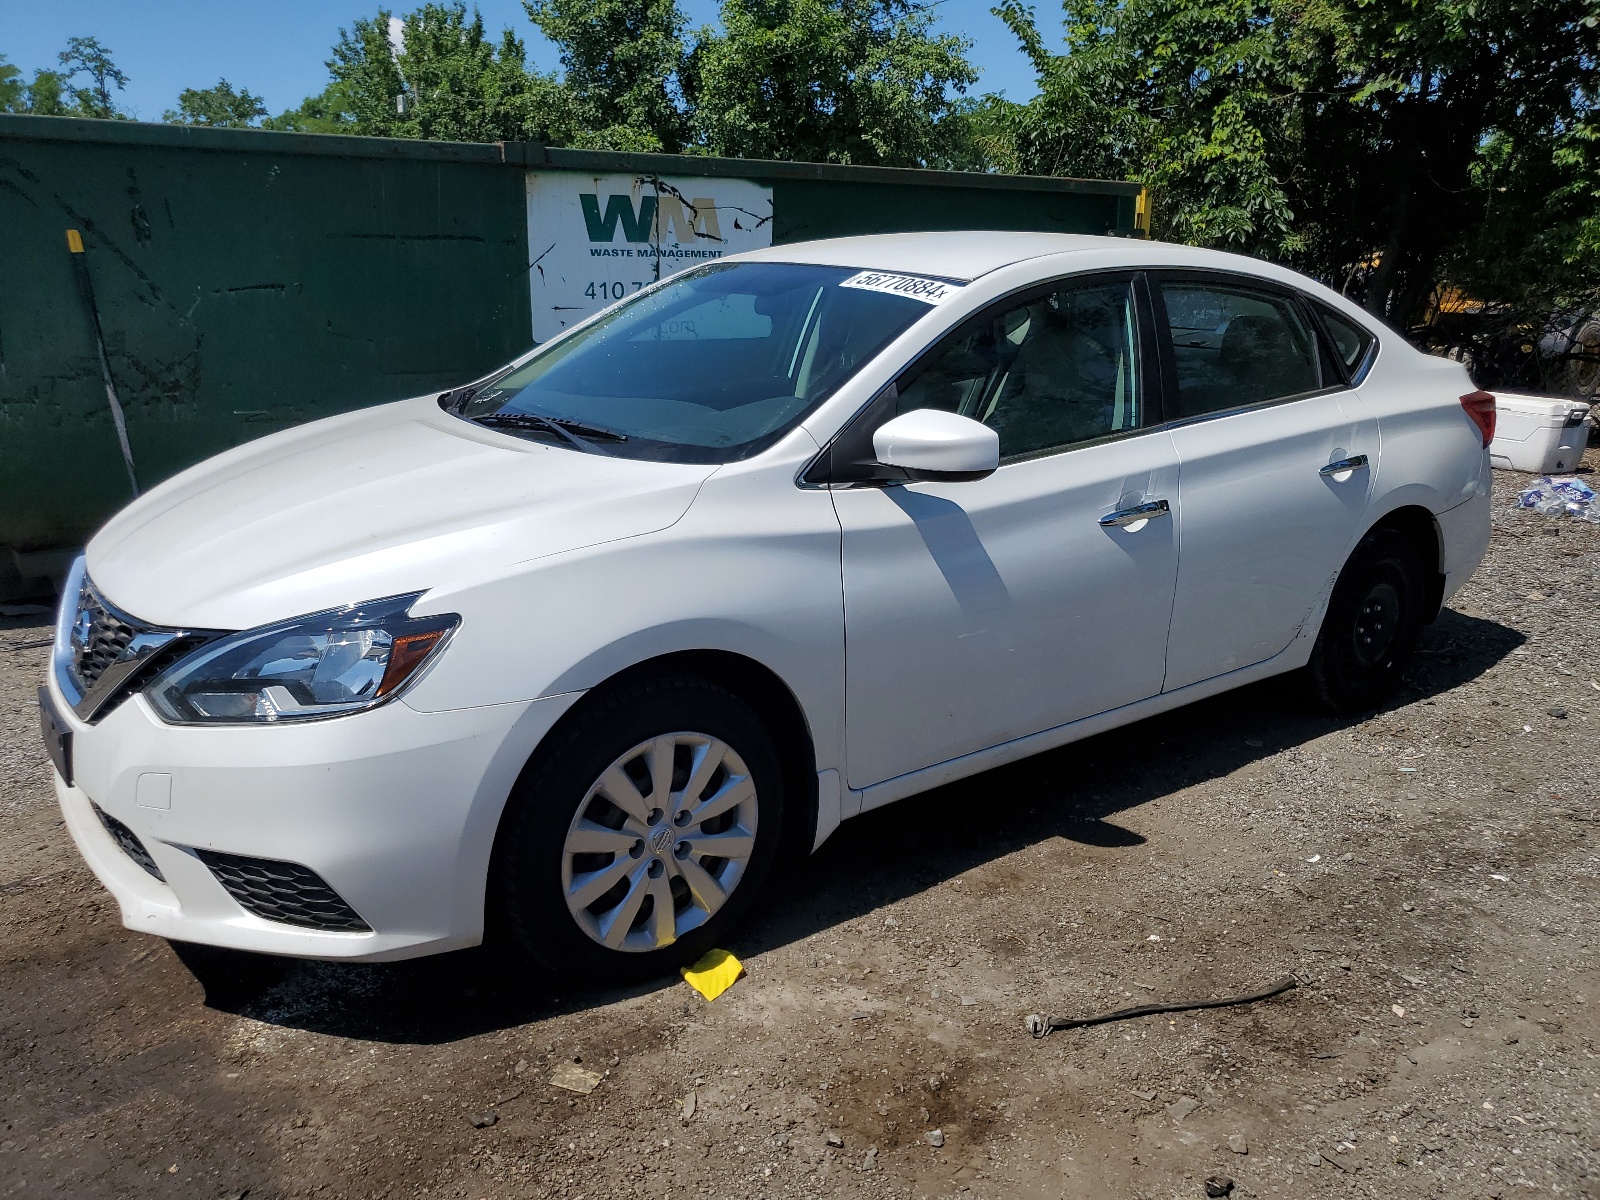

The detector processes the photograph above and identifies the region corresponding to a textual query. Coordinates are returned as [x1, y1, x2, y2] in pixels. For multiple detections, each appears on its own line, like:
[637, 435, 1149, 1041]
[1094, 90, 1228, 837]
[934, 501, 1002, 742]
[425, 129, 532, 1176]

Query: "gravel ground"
[2, 459, 1596, 1200]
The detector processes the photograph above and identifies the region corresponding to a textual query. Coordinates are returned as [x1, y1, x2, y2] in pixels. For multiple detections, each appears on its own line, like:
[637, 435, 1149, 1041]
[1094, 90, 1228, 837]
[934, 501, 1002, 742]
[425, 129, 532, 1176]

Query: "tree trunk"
[1364, 81, 1424, 320]
[1363, 172, 1412, 320]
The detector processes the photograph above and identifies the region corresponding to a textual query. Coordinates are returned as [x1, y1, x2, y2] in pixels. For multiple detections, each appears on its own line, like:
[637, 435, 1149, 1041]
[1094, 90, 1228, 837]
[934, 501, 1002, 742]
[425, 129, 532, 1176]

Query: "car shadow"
[884, 488, 1012, 616]
[171, 607, 1524, 1043]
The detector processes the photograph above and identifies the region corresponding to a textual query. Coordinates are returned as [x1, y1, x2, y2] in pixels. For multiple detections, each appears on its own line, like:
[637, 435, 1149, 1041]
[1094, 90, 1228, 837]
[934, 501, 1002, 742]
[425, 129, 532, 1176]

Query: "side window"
[1158, 280, 1321, 417]
[894, 277, 1142, 459]
[1312, 301, 1377, 381]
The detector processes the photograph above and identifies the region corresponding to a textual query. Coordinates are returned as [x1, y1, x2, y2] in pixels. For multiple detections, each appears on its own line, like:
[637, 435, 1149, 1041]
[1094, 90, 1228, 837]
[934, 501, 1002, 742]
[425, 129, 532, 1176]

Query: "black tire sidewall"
[491, 676, 786, 982]
[1310, 527, 1426, 713]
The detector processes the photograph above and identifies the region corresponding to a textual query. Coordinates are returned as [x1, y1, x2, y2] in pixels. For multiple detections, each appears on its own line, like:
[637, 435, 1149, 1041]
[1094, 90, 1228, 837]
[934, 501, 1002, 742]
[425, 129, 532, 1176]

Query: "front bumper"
[51, 677, 580, 961]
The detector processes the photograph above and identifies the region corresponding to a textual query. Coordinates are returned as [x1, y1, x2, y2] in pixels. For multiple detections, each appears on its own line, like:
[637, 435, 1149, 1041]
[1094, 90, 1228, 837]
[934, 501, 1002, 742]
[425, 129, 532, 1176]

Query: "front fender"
[402, 439, 847, 782]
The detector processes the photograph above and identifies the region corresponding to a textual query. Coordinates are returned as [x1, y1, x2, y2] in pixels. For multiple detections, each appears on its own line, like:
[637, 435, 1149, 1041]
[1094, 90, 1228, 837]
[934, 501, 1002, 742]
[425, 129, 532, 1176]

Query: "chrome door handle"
[1319, 454, 1369, 477]
[1099, 499, 1171, 527]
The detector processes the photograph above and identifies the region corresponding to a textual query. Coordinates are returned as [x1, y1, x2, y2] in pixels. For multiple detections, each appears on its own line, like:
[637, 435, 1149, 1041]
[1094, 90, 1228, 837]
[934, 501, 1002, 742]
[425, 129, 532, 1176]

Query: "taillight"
[1460, 390, 1496, 447]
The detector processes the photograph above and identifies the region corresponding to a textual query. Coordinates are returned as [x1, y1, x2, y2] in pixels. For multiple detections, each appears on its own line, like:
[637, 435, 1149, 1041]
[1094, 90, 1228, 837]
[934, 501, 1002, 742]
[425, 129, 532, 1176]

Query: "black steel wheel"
[1306, 526, 1427, 713]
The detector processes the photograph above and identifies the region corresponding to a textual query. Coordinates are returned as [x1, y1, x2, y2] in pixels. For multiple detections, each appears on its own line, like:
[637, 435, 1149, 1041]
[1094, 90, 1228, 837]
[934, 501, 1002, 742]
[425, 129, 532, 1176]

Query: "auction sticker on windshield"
[839, 271, 965, 305]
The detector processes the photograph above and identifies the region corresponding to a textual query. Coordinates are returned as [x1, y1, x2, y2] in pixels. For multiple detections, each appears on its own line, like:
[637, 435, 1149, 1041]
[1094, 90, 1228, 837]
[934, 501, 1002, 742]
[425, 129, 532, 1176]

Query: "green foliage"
[57, 35, 128, 119]
[22, 70, 71, 116]
[1300, 0, 1600, 327]
[689, 0, 978, 167]
[993, 0, 1303, 253]
[164, 79, 269, 127]
[525, 0, 688, 150]
[940, 94, 1028, 174]
[994, 0, 1600, 332]
[1, 47, 102, 117]
[311, 3, 573, 143]
[324, 10, 408, 132]
[257, 0, 979, 163]
[0, 56, 22, 112]
[261, 82, 360, 133]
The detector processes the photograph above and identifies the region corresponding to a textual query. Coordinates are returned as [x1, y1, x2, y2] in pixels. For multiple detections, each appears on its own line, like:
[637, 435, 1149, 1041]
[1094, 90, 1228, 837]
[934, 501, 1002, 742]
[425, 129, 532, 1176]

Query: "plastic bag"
[1515, 475, 1599, 521]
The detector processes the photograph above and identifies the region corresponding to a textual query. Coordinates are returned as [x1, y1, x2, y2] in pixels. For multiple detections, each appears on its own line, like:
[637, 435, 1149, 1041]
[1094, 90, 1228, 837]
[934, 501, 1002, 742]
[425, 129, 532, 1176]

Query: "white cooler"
[1489, 392, 1592, 473]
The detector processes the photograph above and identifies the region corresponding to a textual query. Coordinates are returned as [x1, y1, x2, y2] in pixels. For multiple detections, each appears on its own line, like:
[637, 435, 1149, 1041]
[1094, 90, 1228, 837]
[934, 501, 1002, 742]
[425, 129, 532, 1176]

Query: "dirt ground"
[2, 459, 1597, 1200]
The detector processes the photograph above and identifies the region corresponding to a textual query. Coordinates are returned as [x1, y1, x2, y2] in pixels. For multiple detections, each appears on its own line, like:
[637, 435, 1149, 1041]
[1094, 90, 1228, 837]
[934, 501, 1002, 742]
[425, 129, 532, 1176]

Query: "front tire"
[491, 675, 786, 983]
[1306, 526, 1427, 713]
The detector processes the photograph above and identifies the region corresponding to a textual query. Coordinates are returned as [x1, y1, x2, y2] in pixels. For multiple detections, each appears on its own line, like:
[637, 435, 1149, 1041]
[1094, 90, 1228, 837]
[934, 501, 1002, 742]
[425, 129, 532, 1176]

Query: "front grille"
[92, 803, 166, 882]
[58, 573, 220, 723]
[194, 850, 371, 932]
[68, 580, 145, 695]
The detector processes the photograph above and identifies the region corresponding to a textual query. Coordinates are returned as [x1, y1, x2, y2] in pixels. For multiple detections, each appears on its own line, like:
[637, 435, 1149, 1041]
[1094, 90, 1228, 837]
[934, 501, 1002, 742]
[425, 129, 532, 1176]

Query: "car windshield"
[450, 261, 943, 463]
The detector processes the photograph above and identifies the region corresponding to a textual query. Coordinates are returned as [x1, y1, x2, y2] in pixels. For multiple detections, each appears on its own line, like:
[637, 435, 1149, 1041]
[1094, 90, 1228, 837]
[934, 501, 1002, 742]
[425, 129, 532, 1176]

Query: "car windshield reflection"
[451, 262, 942, 463]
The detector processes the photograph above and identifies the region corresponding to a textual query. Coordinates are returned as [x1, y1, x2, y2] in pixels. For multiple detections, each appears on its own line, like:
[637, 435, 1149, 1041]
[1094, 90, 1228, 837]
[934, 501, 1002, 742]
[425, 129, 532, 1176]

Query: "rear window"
[1158, 280, 1322, 417]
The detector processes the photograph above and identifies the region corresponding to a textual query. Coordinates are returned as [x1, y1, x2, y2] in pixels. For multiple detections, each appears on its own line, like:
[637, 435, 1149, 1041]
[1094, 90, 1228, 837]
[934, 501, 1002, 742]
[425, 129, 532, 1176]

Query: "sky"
[0, 0, 1055, 124]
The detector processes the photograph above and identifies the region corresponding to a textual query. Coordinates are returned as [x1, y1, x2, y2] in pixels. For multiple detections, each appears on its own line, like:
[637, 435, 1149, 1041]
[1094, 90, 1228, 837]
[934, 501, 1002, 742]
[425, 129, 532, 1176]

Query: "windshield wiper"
[439, 385, 480, 413]
[471, 411, 628, 454]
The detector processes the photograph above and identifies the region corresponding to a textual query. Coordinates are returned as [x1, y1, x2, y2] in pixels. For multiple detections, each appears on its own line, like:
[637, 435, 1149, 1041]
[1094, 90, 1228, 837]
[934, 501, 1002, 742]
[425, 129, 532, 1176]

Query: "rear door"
[1154, 272, 1378, 691]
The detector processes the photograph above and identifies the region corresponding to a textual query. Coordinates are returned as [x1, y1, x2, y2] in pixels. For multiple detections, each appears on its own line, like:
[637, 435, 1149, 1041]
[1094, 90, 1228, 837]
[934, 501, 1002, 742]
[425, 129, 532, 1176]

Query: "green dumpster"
[0, 114, 1143, 595]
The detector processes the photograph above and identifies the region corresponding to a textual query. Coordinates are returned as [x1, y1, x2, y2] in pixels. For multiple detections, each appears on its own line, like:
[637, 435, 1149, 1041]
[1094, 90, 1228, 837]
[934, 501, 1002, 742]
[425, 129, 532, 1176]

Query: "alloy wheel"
[560, 732, 758, 952]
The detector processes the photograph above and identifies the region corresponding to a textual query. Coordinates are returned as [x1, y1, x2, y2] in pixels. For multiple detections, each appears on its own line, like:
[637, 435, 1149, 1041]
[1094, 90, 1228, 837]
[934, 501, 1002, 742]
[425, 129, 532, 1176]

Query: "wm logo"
[581, 193, 723, 244]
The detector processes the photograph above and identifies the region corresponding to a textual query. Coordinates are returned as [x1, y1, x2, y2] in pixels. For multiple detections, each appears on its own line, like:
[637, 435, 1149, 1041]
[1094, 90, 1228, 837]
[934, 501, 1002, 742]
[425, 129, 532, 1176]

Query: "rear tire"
[1306, 526, 1427, 713]
[490, 675, 785, 984]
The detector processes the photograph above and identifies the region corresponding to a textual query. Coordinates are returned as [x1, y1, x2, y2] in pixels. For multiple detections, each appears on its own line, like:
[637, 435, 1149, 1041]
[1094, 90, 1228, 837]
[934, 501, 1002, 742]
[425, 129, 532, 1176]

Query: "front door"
[1153, 273, 1379, 690]
[832, 273, 1180, 790]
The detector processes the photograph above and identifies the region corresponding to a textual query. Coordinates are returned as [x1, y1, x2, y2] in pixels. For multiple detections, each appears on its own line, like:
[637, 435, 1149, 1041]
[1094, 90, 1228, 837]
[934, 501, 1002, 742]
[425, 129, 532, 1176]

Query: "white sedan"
[41, 232, 1492, 977]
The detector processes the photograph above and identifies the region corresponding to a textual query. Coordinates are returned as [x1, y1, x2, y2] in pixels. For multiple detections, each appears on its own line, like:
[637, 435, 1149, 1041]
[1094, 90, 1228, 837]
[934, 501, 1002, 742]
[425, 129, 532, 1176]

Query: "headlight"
[145, 593, 458, 725]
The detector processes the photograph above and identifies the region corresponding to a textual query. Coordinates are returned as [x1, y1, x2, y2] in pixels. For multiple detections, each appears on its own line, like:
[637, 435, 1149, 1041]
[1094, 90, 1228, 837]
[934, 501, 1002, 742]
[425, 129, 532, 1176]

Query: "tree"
[273, 0, 985, 164]
[0, 56, 22, 111]
[165, 79, 268, 127]
[994, 0, 1600, 334]
[938, 93, 1026, 173]
[263, 82, 359, 133]
[1, 51, 89, 117]
[524, 0, 689, 150]
[319, 3, 574, 143]
[57, 35, 128, 119]
[1310, 0, 1600, 325]
[689, 0, 979, 167]
[994, 0, 1304, 253]
[6, 68, 79, 116]
[324, 8, 415, 133]
[396, 4, 574, 142]
[23, 70, 71, 115]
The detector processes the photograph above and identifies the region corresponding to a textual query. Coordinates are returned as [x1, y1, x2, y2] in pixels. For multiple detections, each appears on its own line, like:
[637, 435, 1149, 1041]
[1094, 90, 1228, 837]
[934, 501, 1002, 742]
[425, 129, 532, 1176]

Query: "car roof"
[734, 231, 1116, 281]
[731, 231, 1367, 320]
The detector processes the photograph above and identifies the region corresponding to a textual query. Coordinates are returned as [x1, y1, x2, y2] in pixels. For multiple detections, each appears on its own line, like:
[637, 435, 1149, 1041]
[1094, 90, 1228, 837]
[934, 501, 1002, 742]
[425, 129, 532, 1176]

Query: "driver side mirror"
[872, 409, 999, 482]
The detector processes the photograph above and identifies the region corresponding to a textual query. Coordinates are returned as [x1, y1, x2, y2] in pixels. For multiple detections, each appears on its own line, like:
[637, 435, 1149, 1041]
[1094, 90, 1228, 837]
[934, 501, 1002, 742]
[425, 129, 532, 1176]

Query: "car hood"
[87, 397, 716, 629]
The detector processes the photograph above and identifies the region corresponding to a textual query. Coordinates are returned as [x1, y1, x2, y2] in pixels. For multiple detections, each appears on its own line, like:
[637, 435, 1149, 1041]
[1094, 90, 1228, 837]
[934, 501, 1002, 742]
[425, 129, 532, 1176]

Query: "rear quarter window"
[1312, 302, 1378, 382]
